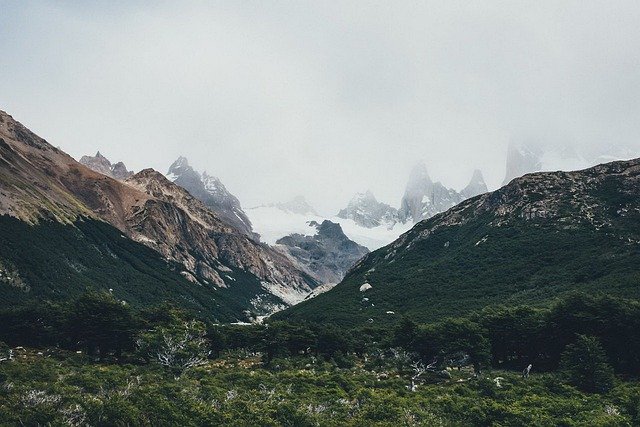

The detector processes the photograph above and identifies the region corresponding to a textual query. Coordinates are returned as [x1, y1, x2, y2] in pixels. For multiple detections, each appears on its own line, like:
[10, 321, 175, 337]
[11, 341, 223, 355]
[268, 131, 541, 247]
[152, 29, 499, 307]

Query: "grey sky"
[2, 1, 640, 214]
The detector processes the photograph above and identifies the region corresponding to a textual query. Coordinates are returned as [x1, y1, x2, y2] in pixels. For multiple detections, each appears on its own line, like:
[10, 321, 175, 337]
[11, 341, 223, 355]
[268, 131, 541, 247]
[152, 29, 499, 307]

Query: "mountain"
[460, 169, 488, 199]
[397, 163, 488, 224]
[499, 141, 634, 186]
[79, 151, 133, 180]
[247, 199, 412, 251]
[398, 162, 464, 223]
[502, 143, 543, 185]
[275, 220, 369, 284]
[276, 158, 640, 325]
[166, 157, 256, 239]
[0, 110, 317, 320]
[337, 190, 399, 229]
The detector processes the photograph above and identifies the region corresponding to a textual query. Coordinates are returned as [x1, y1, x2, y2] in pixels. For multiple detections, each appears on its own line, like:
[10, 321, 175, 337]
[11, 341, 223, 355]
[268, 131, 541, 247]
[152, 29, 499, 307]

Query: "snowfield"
[247, 205, 412, 250]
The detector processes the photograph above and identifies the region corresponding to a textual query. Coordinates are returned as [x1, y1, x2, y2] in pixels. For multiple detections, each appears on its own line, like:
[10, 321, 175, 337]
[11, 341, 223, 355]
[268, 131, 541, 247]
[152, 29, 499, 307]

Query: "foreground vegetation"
[2, 349, 639, 426]
[1, 291, 639, 425]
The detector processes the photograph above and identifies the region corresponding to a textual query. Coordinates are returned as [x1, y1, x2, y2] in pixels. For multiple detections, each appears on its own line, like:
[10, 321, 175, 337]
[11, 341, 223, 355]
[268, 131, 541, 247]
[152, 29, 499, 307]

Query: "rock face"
[460, 169, 488, 199]
[0, 110, 318, 318]
[397, 164, 488, 224]
[166, 157, 257, 239]
[502, 143, 543, 185]
[278, 157, 640, 325]
[276, 220, 369, 284]
[79, 151, 133, 180]
[337, 191, 399, 229]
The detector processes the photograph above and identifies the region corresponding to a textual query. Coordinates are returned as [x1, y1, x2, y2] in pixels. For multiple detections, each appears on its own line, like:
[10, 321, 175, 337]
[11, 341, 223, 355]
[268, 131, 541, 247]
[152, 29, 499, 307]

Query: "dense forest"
[1, 291, 639, 425]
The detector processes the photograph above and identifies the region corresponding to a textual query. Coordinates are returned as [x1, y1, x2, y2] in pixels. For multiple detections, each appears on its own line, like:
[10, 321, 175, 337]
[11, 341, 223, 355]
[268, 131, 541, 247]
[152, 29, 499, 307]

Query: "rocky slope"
[275, 220, 369, 284]
[0, 110, 317, 319]
[166, 157, 256, 239]
[79, 151, 133, 180]
[277, 158, 640, 325]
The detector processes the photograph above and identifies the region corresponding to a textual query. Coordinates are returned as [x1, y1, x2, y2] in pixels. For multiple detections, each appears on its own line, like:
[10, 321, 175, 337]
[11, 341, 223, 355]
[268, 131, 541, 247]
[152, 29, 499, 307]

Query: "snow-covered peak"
[337, 190, 398, 229]
[502, 142, 543, 185]
[165, 156, 256, 238]
[201, 172, 228, 197]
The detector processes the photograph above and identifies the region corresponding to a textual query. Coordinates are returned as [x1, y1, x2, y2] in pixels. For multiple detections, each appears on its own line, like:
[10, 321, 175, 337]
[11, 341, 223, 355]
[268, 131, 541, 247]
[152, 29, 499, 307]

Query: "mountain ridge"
[276, 158, 640, 325]
[0, 110, 318, 319]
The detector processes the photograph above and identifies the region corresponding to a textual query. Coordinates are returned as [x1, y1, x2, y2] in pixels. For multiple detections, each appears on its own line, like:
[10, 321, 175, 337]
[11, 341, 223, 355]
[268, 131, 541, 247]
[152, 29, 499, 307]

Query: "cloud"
[2, 1, 640, 214]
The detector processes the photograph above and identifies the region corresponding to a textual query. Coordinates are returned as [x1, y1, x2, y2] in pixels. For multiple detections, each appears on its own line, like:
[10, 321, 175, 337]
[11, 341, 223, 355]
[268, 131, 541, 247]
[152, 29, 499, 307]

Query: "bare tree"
[137, 320, 210, 377]
[408, 359, 437, 391]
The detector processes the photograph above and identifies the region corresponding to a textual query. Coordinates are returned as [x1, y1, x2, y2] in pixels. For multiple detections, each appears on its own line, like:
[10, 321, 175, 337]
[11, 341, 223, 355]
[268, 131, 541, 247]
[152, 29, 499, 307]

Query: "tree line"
[1, 290, 638, 391]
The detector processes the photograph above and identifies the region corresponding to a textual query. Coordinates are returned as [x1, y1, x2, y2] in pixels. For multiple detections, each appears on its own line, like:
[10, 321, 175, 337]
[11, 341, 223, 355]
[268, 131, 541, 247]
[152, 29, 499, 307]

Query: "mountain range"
[277, 158, 640, 325]
[0, 110, 319, 321]
[3, 106, 639, 327]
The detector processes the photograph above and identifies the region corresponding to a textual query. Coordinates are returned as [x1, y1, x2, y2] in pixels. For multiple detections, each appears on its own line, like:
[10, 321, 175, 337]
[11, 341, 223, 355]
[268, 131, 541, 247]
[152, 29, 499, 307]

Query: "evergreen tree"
[560, 335, 615, 393]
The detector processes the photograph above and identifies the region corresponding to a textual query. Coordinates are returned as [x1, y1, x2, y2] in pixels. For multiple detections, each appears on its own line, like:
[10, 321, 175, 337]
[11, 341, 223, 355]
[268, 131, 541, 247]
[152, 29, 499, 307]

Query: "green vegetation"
[279, 213, 640, 326]
[0, 292, 639, 425]
[0, 215, 275, 322]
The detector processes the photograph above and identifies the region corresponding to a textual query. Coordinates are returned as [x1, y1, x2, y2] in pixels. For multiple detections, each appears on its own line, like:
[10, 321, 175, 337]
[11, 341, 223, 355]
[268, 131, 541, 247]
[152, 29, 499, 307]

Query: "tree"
[66, 291, 137, 357]
[414, 318, 490, 373]
[137, 320, 210, 377]
[560, 335, 614, 393]
[393, 317, 418, 349]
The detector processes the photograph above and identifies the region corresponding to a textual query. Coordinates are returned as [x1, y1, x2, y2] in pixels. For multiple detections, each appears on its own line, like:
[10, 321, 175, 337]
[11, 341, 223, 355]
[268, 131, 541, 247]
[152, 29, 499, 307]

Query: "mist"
[2, 1, 640, 215]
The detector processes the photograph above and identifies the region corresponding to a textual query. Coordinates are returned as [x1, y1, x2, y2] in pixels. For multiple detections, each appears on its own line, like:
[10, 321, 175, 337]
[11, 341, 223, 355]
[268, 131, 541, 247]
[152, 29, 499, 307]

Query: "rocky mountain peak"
[461, 169, 488, 199]
[337, 190, 398, 229]
[79, 151, 133, 180]
[502, 142, 543, 185]
[167, 156, 191, 178]
[407, 161, 432, 186]
[398, 162, 461, 224]
[166, 156, 257, 239]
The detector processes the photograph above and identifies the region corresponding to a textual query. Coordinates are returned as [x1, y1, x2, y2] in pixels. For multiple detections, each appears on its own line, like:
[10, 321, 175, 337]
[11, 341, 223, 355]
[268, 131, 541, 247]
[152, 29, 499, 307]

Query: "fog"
[2, 1, 640, 215]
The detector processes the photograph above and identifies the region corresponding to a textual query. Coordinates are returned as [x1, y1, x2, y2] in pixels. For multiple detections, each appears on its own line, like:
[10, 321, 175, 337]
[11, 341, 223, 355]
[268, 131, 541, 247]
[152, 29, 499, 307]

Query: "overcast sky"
[2, 1, 640, 214]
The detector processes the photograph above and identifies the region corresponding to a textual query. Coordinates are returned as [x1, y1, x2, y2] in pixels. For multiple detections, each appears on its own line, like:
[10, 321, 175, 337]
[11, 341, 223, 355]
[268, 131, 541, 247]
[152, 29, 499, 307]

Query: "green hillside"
[276, 160, 640, 326]
[0, 215, 274, 322]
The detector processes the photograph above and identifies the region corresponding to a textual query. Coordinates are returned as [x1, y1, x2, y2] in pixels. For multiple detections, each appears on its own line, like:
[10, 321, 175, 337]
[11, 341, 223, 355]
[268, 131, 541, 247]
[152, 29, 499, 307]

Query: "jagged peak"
[461, 169, 488, 198]
[168, 156, 191, 172]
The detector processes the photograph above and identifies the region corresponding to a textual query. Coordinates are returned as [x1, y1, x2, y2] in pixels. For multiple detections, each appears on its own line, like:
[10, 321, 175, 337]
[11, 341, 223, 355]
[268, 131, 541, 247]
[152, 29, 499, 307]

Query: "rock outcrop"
[337, 191, 398, 229]
[276, 220, 369, 284]
[166, 157, 257, 239]
[79, 151, 133, 180]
